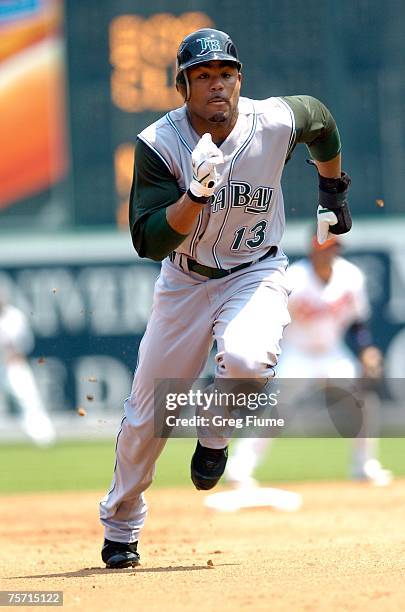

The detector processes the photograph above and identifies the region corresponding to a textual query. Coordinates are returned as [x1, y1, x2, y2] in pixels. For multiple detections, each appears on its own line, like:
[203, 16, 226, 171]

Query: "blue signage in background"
[0, 236, 404, 417]
[0, 256, 159, 414]
[0, 0, 40, 21]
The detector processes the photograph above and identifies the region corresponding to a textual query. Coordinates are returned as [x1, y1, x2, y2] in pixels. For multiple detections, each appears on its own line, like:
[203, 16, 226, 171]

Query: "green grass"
[0, 437, 404, 495]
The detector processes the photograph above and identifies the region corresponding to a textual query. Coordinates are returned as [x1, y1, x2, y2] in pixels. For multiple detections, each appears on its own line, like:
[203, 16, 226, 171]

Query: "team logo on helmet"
[196, 37, 222, 56]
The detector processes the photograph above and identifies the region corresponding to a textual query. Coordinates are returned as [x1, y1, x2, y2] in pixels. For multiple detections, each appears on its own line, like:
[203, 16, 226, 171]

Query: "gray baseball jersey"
[138, 96, 294, 268]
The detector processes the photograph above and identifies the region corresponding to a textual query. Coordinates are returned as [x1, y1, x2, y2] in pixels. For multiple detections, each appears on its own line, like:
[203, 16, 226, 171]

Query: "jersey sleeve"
[281, 95, 341, 162]
[130, 139, 188, 261]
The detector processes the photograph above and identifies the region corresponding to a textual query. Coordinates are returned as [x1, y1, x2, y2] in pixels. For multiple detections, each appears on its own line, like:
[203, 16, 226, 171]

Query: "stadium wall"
[0, 219, 404, 441]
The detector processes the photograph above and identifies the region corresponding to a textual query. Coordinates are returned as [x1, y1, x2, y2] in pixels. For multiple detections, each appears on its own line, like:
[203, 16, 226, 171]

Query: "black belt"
[186, 245, 278, 279]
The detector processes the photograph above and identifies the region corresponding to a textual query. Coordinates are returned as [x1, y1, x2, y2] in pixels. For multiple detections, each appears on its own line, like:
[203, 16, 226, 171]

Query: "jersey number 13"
[231, 220, 268, 251]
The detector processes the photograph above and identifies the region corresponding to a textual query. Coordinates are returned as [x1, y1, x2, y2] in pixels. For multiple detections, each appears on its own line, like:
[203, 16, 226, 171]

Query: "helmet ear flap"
[175, 71, 190, 101]
[176, 71, 185, 90]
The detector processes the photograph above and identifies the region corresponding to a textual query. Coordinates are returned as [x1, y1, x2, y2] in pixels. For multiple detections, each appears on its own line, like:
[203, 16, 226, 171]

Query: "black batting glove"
[307, 159, 352, 243]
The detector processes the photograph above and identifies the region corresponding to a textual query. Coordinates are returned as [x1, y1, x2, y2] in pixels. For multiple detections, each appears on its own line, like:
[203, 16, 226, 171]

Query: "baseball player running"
[226, 235, 392, 488]
[99, 28, 352, 568]
[0, 284, 55, 446]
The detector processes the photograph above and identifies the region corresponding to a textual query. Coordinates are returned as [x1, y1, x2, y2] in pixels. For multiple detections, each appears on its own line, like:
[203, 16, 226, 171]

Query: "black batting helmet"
[176, 28, 242, 100]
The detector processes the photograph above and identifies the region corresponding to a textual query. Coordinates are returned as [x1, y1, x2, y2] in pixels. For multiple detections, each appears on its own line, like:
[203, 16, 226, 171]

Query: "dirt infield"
[1, 481, 405, 611]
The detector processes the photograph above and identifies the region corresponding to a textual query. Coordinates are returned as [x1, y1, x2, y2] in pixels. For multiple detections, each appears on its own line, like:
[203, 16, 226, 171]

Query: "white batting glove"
[189, 133, 224, 199]
[316, 205, 339, 244]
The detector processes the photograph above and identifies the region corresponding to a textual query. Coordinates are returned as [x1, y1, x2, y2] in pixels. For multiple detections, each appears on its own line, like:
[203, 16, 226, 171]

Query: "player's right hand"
[189, 133, 224, 199]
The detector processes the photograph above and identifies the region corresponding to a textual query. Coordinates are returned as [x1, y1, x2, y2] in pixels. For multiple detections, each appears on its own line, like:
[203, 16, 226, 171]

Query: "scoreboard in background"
[2, 1, 404, 231]
[65, 6, 214, 227]
[59, 0, 405, 226]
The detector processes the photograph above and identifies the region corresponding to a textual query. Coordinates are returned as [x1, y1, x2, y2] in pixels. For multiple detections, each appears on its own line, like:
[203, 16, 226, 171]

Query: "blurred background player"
[0, 284, 55, 447]
[226, 234, 392, 487]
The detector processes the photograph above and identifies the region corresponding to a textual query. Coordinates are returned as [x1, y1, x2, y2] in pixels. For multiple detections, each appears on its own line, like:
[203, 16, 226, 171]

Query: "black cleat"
[101, 538, 140, 569]
[191, 441, 228, 490]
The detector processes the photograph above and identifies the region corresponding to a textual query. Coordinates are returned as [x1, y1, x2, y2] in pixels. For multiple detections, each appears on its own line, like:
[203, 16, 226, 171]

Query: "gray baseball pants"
[100, 252, 290, 543]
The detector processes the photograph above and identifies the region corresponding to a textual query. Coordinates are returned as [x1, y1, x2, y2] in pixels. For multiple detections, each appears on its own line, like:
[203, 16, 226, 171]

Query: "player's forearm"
[130, 137, 214, 261]
[348, 321, 374, 353]
[166, 193, 205, 235]
[132, 194, 204, 261]
[132, 208, 187, 261]
[314, 153, 341, 178]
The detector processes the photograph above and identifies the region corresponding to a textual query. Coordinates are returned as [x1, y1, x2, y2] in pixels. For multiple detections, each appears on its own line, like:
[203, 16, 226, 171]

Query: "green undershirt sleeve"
[129, 139, 189, 261]
[281, 95, 341, 162]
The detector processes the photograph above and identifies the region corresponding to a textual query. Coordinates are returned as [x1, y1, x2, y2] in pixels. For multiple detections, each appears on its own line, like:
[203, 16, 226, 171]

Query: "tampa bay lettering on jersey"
[211, 182, 274, 214]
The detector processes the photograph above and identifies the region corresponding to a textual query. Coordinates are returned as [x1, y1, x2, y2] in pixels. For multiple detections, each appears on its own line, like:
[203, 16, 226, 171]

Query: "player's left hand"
[317, 205, 339, 244]
[316, 171, 352, 244]
[308, 160, 353, 244]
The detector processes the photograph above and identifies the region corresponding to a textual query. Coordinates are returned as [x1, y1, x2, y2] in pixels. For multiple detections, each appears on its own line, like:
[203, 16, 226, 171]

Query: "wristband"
[186, 188, 210, 204]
